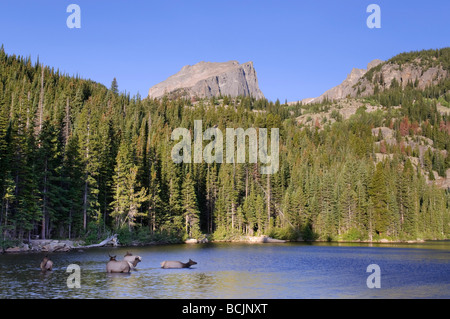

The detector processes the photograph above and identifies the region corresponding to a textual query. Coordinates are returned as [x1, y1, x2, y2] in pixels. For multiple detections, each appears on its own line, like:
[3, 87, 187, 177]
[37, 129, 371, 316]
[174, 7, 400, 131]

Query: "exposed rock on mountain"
[299, 53, 448, 104]
[300, 59, 383, 104]
[355, 59, 447, 96]
[148, 61, 264, 100]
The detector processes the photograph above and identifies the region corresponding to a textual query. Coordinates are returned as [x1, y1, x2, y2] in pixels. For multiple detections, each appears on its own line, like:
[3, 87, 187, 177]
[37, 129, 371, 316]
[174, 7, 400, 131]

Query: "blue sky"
[0, 0, 448, 102]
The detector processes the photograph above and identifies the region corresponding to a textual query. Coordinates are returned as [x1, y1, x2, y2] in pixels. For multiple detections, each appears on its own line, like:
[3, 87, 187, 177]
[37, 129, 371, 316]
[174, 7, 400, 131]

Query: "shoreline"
[1, 235, 445, 254]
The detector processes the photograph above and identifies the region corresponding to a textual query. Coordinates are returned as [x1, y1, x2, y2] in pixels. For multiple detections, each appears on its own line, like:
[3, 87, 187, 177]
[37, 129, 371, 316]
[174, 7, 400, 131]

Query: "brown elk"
[106, 254, 131, 273]
[160, 259, 197, 269]
[40, 255, 53, 272]
[123, 252, 142, 269]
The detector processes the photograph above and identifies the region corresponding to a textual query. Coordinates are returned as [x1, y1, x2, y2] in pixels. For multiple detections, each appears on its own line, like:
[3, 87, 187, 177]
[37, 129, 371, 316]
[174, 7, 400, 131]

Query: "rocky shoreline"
[1, 234, 119, 254]
[1, 235, 431, 254]
[2, 239, 84, 253]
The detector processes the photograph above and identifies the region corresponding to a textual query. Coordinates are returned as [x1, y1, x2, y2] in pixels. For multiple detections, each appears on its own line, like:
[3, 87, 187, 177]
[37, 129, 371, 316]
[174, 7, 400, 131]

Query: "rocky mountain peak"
[148, 60, 264, 100]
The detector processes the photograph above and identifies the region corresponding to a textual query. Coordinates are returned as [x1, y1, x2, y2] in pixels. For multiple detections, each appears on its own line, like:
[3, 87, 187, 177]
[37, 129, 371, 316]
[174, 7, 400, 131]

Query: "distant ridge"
[294, 48, 449, 105]
[295, 59, 383, 105]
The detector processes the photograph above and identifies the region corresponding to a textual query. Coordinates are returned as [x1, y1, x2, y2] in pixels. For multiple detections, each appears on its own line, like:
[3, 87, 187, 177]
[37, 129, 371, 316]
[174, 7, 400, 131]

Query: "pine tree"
[243, 183, 257, 235]
[165, 157, 183, 231]
[13, 116, 40, 240]
[0, 96, 11, 230]
[98, 117, 117, 229]
[1, 175, 15, 240]
[110, 141, 148, 230]
[110, 78, 119, 95]
[76, 101, 101, 230]
[368, 162, 390, 237]
[205, 163, 218, 233]
[254, 193, 266, 235]
[182, 170, 200, 238]
[62, 133, 84, 238]
[36, 119, 64, 239]
[398, 159, 417, 238]
[147, 162, 162, 233]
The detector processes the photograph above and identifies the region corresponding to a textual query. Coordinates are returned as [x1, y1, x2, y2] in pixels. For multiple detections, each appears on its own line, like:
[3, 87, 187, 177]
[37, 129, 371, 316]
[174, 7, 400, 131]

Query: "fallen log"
[77, 234, 118, 249]
[263, 236, 286, 243]
[245, 235, 287, 243]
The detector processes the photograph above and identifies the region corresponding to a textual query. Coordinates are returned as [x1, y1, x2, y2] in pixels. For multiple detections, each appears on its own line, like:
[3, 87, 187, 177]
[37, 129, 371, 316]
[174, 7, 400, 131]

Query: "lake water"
[0, 241, 449, 299]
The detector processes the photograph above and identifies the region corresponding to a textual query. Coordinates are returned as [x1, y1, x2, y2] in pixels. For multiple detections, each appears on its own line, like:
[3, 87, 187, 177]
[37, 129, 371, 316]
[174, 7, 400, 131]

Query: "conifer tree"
[111, 141, 148, 230]
[369, 162, 390, 236]
[182, 170, 200, 237]
[110, 78, 119, 95]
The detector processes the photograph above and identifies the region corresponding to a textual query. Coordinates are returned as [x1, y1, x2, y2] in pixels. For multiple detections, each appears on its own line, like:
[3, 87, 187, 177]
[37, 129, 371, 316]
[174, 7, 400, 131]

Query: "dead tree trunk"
[77, 234, 118, 249]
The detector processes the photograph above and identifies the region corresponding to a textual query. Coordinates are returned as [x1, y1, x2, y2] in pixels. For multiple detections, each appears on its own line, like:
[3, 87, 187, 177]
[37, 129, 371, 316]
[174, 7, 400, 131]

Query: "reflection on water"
[0, 241, 449, 298]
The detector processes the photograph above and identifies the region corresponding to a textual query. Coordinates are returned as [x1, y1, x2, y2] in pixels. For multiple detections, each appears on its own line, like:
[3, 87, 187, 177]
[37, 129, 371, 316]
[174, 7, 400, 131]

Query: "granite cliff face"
[301, 56, 448, 104]
[148, 61, 264, 100]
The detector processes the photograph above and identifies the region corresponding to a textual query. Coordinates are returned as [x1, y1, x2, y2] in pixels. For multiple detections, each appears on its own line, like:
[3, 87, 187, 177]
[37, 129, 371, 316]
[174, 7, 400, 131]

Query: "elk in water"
[123, 252, 142, 269]
[160, 259, 197, 269]
[40, 255, 53, 272]
[106, 254, 131, 273]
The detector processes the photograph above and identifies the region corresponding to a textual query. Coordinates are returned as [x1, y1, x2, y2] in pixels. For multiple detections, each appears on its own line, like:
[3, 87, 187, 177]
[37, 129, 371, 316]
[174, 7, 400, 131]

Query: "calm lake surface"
[0, 241, 449, 299]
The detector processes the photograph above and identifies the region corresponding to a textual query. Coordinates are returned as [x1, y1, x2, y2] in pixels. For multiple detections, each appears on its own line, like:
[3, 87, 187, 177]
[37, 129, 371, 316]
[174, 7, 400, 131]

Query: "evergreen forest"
[1, 46, 449, 247]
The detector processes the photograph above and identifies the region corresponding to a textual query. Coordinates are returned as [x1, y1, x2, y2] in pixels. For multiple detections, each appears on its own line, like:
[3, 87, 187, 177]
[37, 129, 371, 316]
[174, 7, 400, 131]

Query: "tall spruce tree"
[182, 170, 200, 238]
